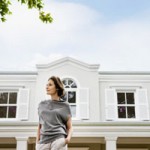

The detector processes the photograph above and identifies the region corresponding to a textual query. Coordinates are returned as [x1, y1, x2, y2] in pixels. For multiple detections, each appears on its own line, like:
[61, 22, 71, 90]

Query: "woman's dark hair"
[48, 76, 65, 97]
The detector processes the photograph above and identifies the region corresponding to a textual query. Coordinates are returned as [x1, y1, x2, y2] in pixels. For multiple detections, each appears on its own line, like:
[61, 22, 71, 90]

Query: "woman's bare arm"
[65, 116, 73, 144]
[36, 124, 41, 144]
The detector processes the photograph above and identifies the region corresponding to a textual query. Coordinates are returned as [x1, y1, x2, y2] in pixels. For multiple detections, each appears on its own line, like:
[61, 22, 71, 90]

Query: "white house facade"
[0, 57, 150, 150]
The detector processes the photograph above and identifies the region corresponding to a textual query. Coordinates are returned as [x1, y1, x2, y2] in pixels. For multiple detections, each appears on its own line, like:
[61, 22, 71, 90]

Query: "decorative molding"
[0, 71, 37, 75]
[0, 122, 150, 139]
[99, 73, 150, 82]
[0, 85, 25, 89]
[105, 136, 118, 141]
[99, 71, 150, 75]
[99, 79, 150, 83]
[15, 137, 28, 141]
[36, 57, 100, 71]
[1, 121, 150, 126]
[109, 85, 142, 89]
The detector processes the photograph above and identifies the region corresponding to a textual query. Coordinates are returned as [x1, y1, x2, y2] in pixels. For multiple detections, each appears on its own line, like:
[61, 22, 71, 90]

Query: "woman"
[36, 76, 73, 150]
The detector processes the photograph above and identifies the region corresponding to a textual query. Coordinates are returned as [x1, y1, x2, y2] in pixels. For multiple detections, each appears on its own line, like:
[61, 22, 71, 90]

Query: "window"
[0, 88, 30, 121]
[62, 78, 77, 118]
[105, 88, 149, 121]
[0, 91, 18, 119]
[117, 92, 135, 119]
[62, 77, 89, 120]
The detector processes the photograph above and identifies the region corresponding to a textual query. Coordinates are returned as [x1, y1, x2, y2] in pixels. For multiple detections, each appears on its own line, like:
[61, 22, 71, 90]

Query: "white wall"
[34, 61, 100, 122]
[0, 73, 37, 122]
[99, 73, 150, 121]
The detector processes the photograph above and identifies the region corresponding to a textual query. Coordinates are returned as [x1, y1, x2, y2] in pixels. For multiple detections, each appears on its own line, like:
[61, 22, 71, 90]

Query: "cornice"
[99, 71, 150, 75]
[99, 72, 150, 82]
[0, 71, 37, 75]
[0, 72, 37, 82]
[0, 121, 150, 126]
[36, 57, 100, 71]
[0, 121, 150, 138]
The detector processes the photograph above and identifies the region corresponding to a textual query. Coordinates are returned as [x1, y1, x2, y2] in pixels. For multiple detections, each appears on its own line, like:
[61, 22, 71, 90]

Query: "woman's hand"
[65, 137, 70, 144]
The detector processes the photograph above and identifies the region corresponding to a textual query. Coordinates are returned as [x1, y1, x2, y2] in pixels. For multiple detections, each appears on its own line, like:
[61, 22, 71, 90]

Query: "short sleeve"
[62, 103, 72, 123]
[38, 102, 44, 124]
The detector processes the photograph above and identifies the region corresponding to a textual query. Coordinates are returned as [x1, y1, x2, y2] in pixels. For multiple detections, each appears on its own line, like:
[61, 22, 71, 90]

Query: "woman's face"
[46, 79, 57, 96]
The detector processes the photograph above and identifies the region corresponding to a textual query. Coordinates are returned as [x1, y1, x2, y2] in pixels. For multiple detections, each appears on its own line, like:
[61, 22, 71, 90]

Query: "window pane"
[68, 91, 76, 103]
[126, 93, 134, 104]
[0, 93, 8, 104]
[71, 82, 77, 88]
[62, 80, 67, 86]
[118, 106, 126, 118]
[70, 105, 76, 118]
[62, 92, 68, 101]
[62, 78, 77, 88]
[0, 106, 7, 118]
[117, 93, 125, 104]
[9, 93, 17, 104]
[68, 79, 73, 85]
[8, 106, 16, 118]
[127, 107, 135, 118]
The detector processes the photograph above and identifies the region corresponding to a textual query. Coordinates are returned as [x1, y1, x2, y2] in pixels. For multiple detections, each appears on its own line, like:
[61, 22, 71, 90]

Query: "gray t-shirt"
[38, 99, 72, 144]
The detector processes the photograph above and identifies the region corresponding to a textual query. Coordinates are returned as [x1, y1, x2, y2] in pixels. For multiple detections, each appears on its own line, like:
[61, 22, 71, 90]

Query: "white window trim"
[0, 87, 30, 121]
[109, 84, 142, 89]
[116, 88, 149, 121]
[0, 89, 18, 121]
[105, 87, 144, 121]
[62, 77, 81, 120]
[117, 90, 137, 121]
[64, 85, 79, 120]
[62, 77, 89, 120]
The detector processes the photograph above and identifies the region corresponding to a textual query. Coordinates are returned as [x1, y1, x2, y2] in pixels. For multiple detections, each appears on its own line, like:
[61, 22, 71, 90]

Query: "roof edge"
[99, 71, 150, 75]
[0, 71, 38, 75]
[36, 57, 100, 70]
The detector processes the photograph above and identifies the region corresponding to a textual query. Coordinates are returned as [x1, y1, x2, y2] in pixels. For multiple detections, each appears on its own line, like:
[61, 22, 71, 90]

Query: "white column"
[16, 137, 28, 150]
[105, 136, 117, 150]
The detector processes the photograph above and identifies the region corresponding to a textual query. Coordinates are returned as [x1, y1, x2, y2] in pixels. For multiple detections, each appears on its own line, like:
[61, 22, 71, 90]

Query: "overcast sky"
[0, 0, 150, 71]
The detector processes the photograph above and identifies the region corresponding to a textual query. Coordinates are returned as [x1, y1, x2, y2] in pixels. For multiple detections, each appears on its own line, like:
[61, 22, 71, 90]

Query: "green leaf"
[39, 11, 53, 23]
[1, 17, 6, 22]
[0, 0, 53, 23]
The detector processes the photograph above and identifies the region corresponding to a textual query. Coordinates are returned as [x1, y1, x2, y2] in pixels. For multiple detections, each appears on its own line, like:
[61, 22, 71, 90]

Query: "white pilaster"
[105, 136, 117, 150]
[16, 137, 28, 150]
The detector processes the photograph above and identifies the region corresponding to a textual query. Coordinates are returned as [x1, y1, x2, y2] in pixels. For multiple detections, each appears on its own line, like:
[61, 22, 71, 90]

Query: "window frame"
[62, 78, 79, 120]
[105, 87, 150, 121]
[65, 88, 79, 119]
[116, 90, 136, 120]
[0, 89, 18, 121]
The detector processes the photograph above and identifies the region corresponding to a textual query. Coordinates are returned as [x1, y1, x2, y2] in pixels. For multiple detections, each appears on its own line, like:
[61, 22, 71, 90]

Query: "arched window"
[62, 78, 77, 118]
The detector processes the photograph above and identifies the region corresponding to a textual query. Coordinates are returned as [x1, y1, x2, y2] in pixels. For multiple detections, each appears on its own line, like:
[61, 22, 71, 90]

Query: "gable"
[36, 57, 100, 72]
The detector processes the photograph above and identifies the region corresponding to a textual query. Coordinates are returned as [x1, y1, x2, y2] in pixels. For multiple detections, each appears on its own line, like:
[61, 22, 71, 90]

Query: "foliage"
[0, 0, 53, 23]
